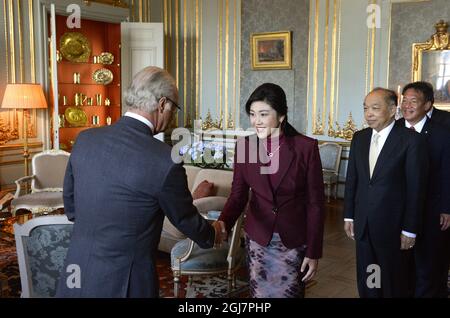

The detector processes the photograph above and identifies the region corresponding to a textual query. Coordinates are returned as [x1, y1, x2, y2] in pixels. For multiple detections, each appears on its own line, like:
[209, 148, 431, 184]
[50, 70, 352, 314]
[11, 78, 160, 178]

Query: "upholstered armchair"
[319, 142, 343, 203]
[11, 150, 70, 216]
[14, 215, 73, 297]
[170, 213, 245, 298]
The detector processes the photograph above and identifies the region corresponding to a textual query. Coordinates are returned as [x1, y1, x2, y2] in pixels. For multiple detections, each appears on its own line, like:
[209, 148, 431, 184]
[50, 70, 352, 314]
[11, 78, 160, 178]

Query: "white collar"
[405, 115, 427, 133]
[427, 107, 434, 118]
[372, 119, 395, 139]
[124, 112, 154, 133]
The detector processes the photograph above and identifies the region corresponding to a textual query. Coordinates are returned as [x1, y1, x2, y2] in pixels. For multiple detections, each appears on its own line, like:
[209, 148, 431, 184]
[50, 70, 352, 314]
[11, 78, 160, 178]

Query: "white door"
[121, 22, 164, 113]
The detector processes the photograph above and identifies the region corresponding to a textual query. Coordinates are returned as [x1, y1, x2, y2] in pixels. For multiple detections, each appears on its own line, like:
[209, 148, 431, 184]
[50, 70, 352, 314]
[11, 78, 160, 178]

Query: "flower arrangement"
[179, 141, 231, 169]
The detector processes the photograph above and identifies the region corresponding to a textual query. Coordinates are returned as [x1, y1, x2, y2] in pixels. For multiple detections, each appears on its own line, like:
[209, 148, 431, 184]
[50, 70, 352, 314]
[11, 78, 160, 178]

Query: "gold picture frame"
[412, 20, 450, 111]
[251, 31, 292, 70]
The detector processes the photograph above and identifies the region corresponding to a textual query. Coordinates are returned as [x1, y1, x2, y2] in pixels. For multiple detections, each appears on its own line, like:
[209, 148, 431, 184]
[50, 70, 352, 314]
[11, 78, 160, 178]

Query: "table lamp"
[1, 84, 48, 176]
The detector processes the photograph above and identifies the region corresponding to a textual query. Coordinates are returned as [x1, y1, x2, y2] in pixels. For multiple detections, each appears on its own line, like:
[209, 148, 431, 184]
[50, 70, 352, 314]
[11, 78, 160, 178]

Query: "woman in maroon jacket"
[217, 83, 325, 298]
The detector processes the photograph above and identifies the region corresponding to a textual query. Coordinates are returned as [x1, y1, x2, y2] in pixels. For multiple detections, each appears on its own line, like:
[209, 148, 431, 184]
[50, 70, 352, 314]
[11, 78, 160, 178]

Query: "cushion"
[170, 238, 245, 271]
[192, 169, 233, 197]
[193, 196, 227, 214]
[12, 192, 64, 209]
[162, 217, 187, 240]
[192, 180, 216, 200]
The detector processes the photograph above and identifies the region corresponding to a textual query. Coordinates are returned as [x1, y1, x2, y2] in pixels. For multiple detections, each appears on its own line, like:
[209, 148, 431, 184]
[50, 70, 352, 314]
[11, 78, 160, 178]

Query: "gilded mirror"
[412, 20, 450, 111]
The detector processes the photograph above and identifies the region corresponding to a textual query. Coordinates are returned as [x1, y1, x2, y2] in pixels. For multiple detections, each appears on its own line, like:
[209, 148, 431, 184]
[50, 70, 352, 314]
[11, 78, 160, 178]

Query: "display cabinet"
[50, 15, 121, 151]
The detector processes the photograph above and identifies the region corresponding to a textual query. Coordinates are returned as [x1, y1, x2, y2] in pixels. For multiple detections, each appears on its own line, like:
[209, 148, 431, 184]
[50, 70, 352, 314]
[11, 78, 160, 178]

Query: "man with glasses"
[57, 66, 225, 298]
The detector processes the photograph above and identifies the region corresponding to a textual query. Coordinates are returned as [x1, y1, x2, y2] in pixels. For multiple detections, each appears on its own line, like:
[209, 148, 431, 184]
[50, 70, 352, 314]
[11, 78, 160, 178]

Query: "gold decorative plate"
[65, 107, 87, 127]
[93, 68, 113, 85]
[59, 32, 91, 63]
[98, 52, 114, 65]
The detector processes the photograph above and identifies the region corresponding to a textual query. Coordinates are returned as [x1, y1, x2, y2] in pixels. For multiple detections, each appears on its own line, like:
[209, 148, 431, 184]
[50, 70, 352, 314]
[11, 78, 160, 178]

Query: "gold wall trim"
[28, 0, 35, 83]
[216, 1, 220, 115]
[224, 0, 229, 128]
[8, 0, 15, 83]
[17, 0, 24, 83]
[386, 1, 392, 86]
[163, 0, 168, 68]
[195, 0, 199, 118]
[190, 0, 195, 122]
[364, 1, 370, 95]
[312, 0, 319, 134]
[369, 0, 377, 91]
[131, 0, 135, 21]
[322, 0, 330, 131]
[3, 0, 8, 82]
[219, 0, 223, 118]
[84, 0, 129, 8]
[183, 0, 187, 126]
[232, 0, 237, 127]
[139, 0, 143, 21]
[335, 0, 342, 119]
[306, 0, 313, 129]
[175, 0, 179, 94]
[329, 0, 337, 125]
[199, 0, 203, 119]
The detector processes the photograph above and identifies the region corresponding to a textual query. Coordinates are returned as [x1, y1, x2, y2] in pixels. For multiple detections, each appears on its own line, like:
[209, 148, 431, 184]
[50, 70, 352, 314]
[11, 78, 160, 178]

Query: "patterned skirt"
[245, 233, 306, 298]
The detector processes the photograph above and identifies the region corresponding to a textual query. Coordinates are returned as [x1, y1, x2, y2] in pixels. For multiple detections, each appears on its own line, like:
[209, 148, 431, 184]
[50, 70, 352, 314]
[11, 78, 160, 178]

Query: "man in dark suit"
[56, 66, 224, 297]
[400, 81, 450, 298]
[426, 103, 450, 129]
[344, 88, 428, 298]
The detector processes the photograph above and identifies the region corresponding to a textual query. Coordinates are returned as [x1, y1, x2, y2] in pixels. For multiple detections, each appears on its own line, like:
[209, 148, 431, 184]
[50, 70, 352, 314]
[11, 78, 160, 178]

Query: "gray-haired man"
[57, 66, 224, 297]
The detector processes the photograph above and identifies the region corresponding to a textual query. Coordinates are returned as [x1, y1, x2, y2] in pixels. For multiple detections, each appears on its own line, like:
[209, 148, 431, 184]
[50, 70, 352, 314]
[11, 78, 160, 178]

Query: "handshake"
[212, 220, 228, 248]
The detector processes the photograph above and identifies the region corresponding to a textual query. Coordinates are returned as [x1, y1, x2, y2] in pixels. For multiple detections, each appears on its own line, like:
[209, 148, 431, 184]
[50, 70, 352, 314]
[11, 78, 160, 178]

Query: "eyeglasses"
[160, 96, 181, 112]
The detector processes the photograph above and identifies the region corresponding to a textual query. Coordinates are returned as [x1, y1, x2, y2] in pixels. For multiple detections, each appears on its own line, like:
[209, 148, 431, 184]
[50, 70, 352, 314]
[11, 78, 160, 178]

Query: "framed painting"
[251, 31, 292, 70]
[412, 20, 450, 111]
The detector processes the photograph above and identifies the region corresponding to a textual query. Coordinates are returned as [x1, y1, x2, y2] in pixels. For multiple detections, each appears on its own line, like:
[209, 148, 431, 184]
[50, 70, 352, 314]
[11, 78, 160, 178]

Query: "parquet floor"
[306, 199, 359, 298]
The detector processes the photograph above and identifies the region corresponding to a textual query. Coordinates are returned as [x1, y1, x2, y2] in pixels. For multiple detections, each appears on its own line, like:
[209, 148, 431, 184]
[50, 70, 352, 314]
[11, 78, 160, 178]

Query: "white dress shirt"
[405, 115, 427, 133]
[345, 120, 416, 238]
[427, 107, 433, 118]
[124, 112, 154, 133]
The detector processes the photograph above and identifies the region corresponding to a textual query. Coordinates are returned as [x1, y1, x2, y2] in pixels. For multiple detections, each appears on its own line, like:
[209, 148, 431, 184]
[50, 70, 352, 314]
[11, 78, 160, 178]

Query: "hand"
[212, 220, 227, 247]
[440, 213, 450, 231]
[400, 234, 415, 250]
[300, 257, 318, 282]
[344, 221, 354, 240]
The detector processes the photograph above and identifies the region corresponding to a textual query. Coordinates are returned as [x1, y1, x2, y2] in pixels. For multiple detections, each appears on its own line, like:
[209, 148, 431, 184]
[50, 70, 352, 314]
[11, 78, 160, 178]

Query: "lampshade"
[1, 83, 48, 109]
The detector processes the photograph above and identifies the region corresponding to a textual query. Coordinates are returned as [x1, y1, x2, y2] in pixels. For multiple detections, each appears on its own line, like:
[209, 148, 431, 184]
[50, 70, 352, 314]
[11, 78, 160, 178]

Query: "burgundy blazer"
[218, 134, 325, 259]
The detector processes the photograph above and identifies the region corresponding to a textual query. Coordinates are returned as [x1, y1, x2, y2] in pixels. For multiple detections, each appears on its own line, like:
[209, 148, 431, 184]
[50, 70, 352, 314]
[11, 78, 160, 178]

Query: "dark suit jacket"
[430, 107, 450, 129]
[344, 123, 429, 248]
[56, 116, 214, 298]
[397, 118, 450, 227]
[218, 134, 325, 259]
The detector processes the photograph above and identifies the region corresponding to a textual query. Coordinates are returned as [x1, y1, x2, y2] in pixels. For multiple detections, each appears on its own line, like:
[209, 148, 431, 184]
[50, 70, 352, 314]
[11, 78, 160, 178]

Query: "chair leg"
[173, 272, 180, 298]
[327, 184, 331, 203]
[227, 273, 233, 295]
[334, 183, 338, 200]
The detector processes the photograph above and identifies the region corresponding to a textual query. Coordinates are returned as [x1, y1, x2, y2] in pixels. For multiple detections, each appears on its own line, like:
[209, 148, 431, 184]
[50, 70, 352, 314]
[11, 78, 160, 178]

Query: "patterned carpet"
[0, 236, 249, 298]
[0, 236, 20, 298]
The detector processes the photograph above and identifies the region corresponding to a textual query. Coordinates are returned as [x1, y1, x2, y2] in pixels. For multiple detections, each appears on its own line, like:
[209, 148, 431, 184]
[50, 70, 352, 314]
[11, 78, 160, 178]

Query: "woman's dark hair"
[245, 83, 300, 136]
